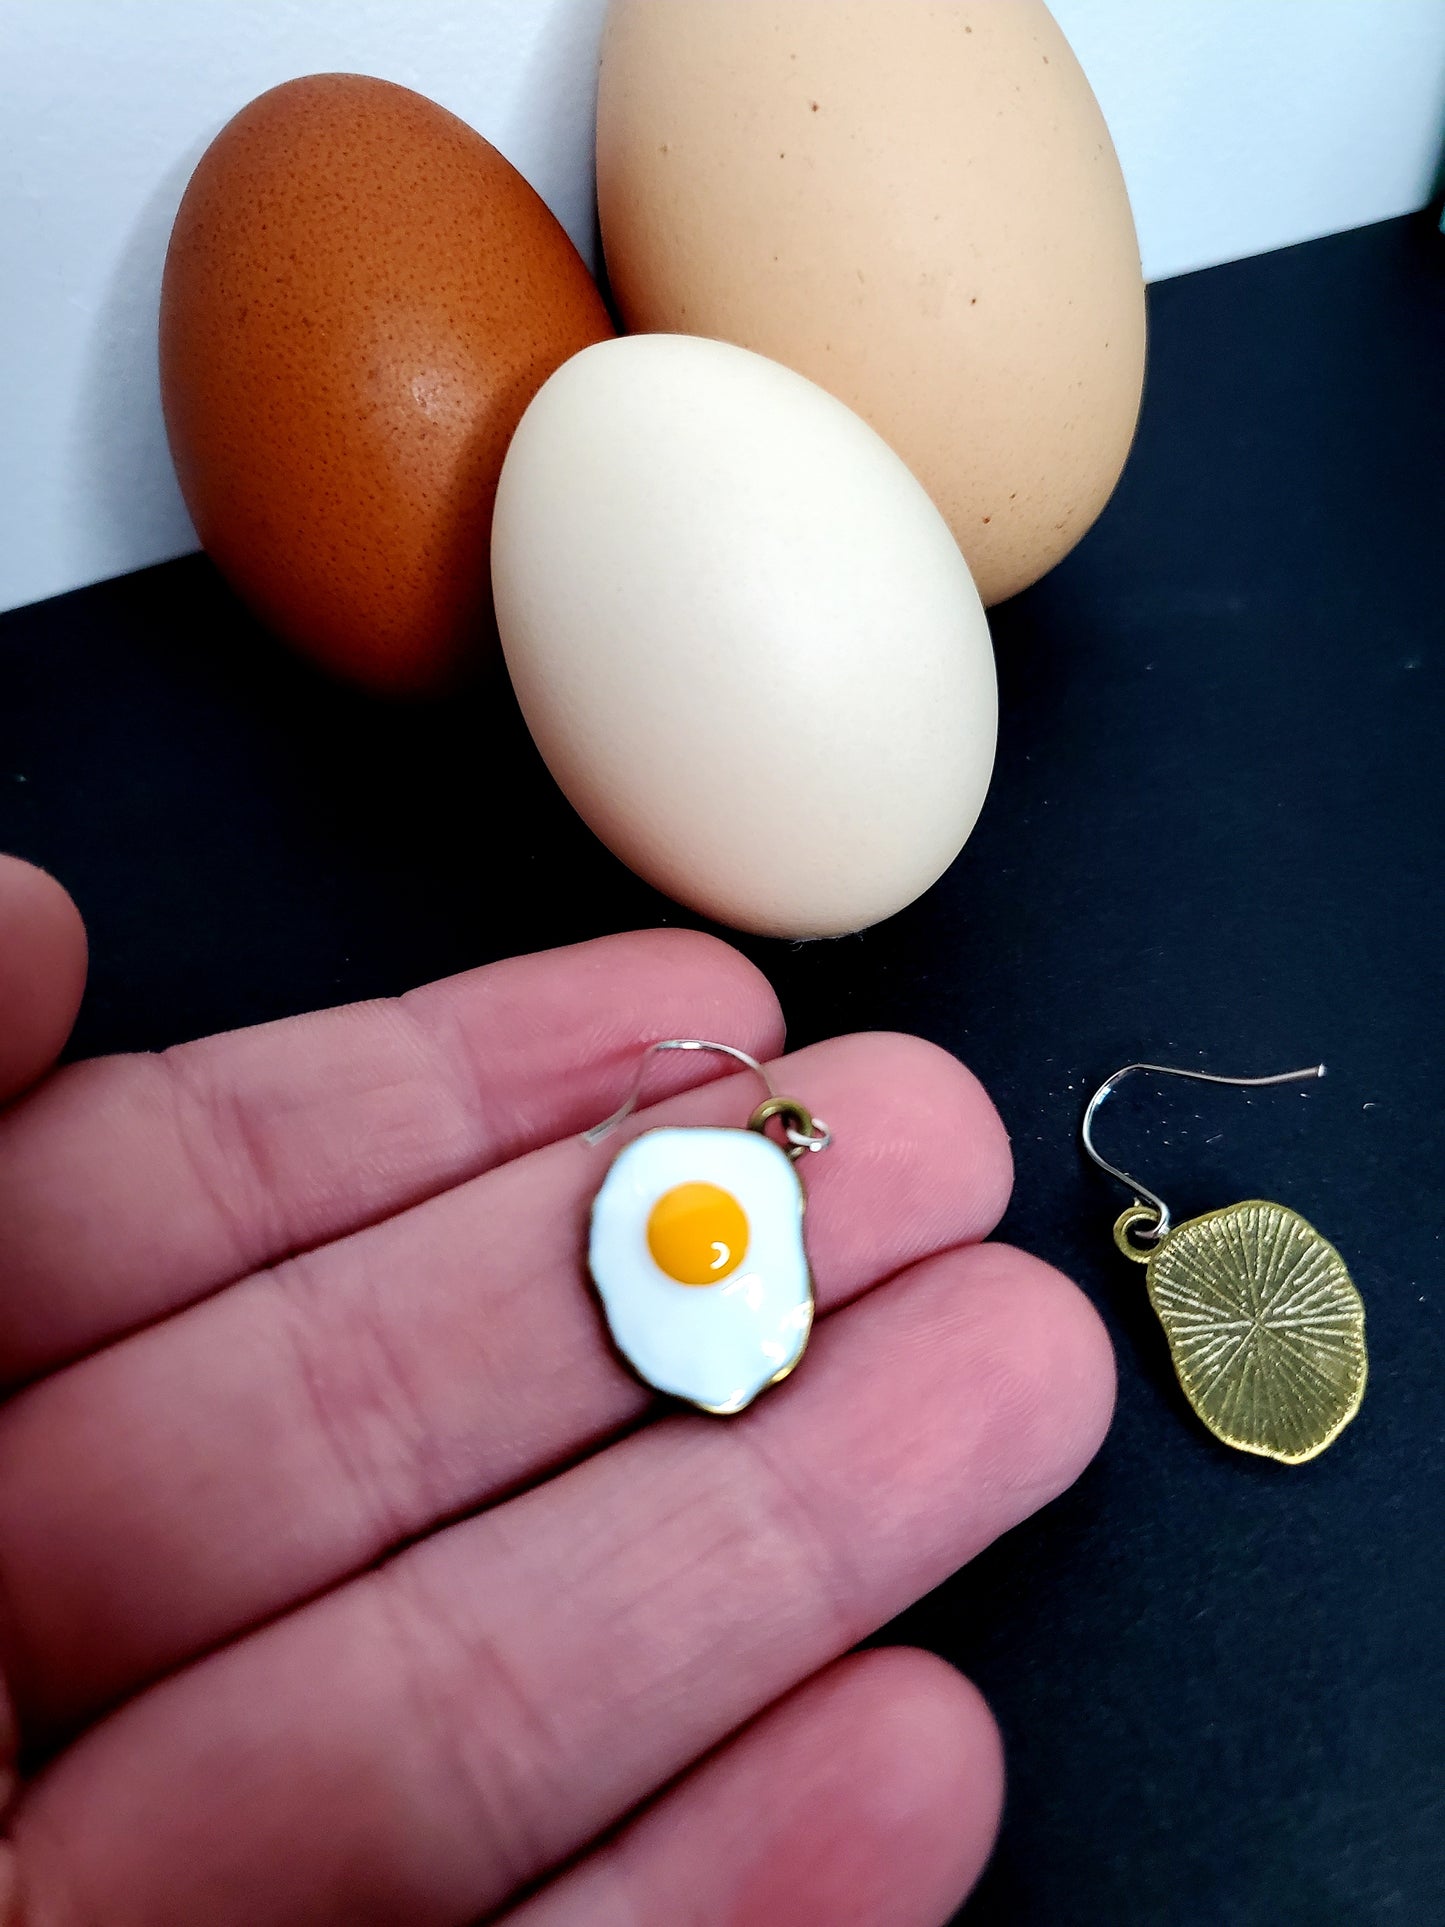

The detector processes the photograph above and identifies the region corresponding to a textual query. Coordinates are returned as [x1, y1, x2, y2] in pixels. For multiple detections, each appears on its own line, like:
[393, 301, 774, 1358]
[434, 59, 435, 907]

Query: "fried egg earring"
[583, 1041, 832, 1415]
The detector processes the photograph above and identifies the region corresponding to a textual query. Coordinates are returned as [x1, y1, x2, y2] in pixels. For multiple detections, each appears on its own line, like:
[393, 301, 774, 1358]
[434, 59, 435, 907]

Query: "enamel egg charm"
[584, 1042, 830, 1414]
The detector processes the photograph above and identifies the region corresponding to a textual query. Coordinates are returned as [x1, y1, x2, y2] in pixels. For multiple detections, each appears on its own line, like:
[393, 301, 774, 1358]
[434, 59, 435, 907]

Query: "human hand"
[0, 856, 1112, 1926]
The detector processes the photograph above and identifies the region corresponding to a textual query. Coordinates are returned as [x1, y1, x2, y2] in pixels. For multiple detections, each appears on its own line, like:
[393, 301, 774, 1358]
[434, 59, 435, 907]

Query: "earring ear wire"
[584, 1040, 830, 1158]
[1080, 1060, 1326, 1239]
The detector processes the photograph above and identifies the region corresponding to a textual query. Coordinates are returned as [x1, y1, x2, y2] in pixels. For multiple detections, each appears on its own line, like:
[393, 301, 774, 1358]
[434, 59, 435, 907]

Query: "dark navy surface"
[2, 213, 1442, 1924]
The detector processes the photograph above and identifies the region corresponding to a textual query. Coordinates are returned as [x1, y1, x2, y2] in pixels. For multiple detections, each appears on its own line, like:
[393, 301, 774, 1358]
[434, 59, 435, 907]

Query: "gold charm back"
[1143, 1200, 1366, 1464]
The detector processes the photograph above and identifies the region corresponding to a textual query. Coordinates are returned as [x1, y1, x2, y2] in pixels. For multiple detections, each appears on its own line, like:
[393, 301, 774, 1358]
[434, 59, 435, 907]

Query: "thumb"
[0, 855, 88, 1103]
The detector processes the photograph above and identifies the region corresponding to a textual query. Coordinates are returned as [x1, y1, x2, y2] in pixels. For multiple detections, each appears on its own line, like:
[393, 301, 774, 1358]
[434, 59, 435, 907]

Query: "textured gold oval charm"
[1133, 1201, 1367, 1463]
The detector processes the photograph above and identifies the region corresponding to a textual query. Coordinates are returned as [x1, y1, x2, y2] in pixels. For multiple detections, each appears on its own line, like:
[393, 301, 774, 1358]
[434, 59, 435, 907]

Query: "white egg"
[589, 1125, 812, 1414]
[491, 333, 997, 938]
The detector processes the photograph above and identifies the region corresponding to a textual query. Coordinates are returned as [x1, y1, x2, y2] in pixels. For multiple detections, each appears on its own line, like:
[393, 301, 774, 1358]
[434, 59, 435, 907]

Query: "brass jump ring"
[747, 1095, 831, 1160]
[1113, 1204, 1163, 1264]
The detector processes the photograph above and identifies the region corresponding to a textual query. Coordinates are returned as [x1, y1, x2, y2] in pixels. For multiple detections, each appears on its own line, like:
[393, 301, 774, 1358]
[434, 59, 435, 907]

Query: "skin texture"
[0, 856, 1114, 1926]
[160, 75, 613, 693]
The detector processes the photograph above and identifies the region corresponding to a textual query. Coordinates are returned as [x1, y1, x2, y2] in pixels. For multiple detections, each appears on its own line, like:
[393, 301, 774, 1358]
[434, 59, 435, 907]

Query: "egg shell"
[160, 74, 613, 693]
[589, 1126, 812, 1413]
[597, 0, 1145, 606]
[491, 333, 997, 939]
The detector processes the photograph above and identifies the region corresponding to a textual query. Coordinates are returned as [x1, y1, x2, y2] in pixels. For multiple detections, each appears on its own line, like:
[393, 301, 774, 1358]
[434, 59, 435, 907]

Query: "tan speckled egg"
[160, 74, 613, 692]
[597, 1, 1145, 605]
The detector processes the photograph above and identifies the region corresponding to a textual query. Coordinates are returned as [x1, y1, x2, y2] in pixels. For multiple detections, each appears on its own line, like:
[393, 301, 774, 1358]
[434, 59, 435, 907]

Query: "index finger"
[0, 928, 782, 1384]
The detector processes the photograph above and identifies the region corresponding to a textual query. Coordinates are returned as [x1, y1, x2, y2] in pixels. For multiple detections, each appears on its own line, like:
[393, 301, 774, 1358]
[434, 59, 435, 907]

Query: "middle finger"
[1, 1032, 1011, 1735]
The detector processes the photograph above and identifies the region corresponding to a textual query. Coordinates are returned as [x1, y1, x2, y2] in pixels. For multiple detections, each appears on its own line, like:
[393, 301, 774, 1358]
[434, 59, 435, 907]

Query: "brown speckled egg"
[598, 2, 1144, 607]
[160, 74, 613, 693]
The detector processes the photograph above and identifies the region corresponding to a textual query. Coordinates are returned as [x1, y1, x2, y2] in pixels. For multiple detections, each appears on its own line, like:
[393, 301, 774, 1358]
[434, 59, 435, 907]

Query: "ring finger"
[504, 1648, 1004, 1927]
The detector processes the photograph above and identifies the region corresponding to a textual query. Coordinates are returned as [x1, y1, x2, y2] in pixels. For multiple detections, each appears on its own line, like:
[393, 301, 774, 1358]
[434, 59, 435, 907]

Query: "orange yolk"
[647, 1181, 750, 1286]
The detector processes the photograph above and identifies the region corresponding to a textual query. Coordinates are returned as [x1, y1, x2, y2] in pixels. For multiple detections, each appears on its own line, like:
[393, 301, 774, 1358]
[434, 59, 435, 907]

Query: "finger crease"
[379, 1559, 563, 1896]
[266, 1251, 428, 1555]
[732, 1422, 861, 1658]
[153, 1049, 276, 1276]
[394, 998, 510, 1180]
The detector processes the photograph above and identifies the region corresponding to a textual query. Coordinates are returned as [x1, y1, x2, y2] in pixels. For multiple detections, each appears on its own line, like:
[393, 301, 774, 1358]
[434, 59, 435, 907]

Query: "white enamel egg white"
[589, 1125, 812, 1414]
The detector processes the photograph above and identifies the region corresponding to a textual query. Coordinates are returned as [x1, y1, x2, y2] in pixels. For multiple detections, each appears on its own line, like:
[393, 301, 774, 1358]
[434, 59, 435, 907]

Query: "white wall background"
[1051, 0, 1445, 279]
[4, 0, 1444, 617]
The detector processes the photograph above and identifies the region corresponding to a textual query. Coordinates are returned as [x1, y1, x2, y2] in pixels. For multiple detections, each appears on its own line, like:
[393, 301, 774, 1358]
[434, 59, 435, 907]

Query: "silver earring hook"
[1080, 1060, 1326, 1240]
[584, 1040, 832, 1158]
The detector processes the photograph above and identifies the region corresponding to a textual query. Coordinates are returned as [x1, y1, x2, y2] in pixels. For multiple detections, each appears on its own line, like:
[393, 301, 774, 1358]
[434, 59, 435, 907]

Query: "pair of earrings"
[583, 1043, 1367, 1463]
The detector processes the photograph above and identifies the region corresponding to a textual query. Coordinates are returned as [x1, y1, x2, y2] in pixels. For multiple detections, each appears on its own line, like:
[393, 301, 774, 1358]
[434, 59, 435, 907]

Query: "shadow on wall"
[71, 139, 211, 586]
[500, 0, 610, 266]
